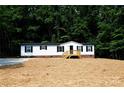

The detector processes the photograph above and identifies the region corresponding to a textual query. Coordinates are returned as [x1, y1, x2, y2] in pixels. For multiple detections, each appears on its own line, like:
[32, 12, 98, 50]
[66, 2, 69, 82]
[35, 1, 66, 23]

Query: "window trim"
[57, 46, 64, 52]
[25, 45, 33, 53]
[86, 45, 93, 52]
[77, 46, 83, 52]
[40, 45, 47, 50]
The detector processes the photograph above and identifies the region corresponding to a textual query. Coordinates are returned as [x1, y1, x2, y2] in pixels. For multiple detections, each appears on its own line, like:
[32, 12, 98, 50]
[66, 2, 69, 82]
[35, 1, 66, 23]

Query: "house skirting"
[80, 55, 94, 58]
[22, 55, 94, 58]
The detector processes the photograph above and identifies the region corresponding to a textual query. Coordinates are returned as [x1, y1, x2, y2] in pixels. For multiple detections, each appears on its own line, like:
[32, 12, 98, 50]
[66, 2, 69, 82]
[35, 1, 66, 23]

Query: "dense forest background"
[0, 5, 124, 59]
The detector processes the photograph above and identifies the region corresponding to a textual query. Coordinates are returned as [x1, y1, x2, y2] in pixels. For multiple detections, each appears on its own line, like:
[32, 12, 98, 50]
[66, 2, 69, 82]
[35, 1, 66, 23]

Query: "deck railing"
[63, 50, 81, 58]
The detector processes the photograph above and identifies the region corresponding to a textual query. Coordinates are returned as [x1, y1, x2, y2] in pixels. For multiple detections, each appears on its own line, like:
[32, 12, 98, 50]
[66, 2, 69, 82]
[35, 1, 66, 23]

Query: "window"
[40, 45, 47, 50]
[25, 46, 33, 53]
[86, 46, 92, 52]
[57, 46, 64, 52]
[77, 46, 83, 52]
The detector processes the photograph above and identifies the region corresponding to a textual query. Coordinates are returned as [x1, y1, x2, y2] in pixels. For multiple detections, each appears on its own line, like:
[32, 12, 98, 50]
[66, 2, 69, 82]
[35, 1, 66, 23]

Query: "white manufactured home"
[21, 41, 95, 58]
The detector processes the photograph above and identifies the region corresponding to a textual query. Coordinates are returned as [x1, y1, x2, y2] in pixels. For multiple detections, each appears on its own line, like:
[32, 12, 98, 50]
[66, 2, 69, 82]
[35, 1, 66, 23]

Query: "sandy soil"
[0, 58, 124, 87]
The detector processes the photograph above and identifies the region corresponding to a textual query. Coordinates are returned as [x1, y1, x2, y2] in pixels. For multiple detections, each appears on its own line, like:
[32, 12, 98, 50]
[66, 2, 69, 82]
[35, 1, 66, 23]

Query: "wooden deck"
[63, 50, 81, 59]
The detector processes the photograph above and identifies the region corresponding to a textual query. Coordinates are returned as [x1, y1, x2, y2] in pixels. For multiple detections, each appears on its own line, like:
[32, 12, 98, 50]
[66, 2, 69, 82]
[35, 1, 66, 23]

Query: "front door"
[70, 45, 73, 54]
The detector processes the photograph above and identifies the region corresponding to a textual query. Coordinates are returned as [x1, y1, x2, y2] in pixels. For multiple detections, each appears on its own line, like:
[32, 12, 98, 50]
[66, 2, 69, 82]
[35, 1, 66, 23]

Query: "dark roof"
[21, 42, 60, 46]
[21, 41, 94, 46]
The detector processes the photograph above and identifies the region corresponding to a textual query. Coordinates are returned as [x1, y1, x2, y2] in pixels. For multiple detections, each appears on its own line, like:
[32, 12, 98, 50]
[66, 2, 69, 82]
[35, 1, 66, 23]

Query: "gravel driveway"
[0, 58, 29, 66]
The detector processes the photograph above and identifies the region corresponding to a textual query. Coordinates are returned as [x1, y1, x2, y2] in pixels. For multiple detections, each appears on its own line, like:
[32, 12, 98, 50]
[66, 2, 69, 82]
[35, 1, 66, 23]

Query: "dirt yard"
[0, 58, 124, 87]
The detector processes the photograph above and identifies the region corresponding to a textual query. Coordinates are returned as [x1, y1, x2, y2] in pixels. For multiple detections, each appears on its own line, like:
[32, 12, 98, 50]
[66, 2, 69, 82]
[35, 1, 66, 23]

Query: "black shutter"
[31, 46, 33, 52]
[63, 46, 64, 52]
[91, 46, 92, 51]
[45, 46, 47, 50]
[86, 46, 88, 52]
[57, 46, 58, 52]
[77, 46, 78, 50]
[40, 46, 42, 50]
[25, 46, 26, 52]
[59, 46, 63, 52]
[81, 46, 83, 52]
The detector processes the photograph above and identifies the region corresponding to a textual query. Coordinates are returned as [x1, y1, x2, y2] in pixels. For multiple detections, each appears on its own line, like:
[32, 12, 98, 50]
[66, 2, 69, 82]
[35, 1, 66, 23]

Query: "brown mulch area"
[0, 58, 124, 87]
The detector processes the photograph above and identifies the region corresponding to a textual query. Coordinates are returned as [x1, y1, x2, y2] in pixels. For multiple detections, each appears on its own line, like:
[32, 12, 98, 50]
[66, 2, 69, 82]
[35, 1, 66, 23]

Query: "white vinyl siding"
[21, 41, 95, 56]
